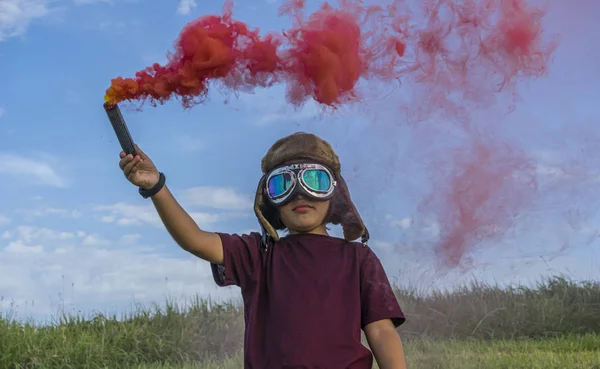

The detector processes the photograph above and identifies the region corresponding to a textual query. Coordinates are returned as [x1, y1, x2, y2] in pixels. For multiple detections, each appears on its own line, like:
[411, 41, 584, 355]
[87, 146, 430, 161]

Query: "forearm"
[151, 185, 202, 248]
[367, 327, 407, 369]
[150, 185, 222, 262]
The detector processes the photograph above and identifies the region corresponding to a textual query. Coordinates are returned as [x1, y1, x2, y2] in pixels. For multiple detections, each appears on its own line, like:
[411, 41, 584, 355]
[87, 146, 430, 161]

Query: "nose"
[287, 193, 307, 204]
[292, 194, 310, 203]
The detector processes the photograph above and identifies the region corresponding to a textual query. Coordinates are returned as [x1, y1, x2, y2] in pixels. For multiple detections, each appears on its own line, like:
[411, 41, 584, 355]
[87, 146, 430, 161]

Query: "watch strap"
[139, 172, 166, 199]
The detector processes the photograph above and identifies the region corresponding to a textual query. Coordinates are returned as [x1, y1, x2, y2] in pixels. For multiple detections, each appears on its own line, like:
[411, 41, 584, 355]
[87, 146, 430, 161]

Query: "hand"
[119, 144, 161, 190]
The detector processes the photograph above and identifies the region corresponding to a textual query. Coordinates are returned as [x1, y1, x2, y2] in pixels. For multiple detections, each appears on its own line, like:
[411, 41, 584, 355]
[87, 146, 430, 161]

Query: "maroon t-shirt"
[211, 232, 405, 369]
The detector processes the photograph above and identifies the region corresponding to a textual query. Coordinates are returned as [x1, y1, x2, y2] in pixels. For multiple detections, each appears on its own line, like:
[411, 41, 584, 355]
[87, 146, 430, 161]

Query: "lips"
[292, 203, 313, 211]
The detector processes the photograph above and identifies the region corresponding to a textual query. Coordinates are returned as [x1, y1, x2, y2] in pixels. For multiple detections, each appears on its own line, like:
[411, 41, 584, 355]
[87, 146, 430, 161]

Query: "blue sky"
[1, 0, 599, 323]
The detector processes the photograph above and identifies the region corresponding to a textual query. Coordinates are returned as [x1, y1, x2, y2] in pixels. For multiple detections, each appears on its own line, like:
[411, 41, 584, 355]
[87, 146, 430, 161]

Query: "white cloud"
[93, 201, 238, 229]
[16, 207, 82, 219]
[387, 216, 412, 229]
[81, 234, 110, 247]
[0, 214, 11, 227]
[93, 202, 163, 228]
[100, 215, 115, 223]
[5, 240, 44, 253]
[14, 225, 76, 243]
[179, 187, 253, 210]
[120, 233, 141, 244]
[1, 219, 595, 322]
[72, 0, 113, 4]
[0, 224, 239, 321]
[0, 153, 68, 188]
[237, 88, 326, 126]
[188, 211, 223, 226]
[0, 0, 49, 41]
[176, 0, 196, 15]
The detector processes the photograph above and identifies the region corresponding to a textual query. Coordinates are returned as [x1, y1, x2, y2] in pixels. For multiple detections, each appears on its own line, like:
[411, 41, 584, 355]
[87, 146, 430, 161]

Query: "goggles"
[265, 163, 337, 205]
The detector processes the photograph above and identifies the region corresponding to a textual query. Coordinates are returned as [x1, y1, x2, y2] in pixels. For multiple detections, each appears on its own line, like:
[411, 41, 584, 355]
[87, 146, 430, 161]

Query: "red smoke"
[105, 0, 559, 268]
[104, 1, 283, 107]
[106, 0, 555, 109]
[413, 121, 539, 268]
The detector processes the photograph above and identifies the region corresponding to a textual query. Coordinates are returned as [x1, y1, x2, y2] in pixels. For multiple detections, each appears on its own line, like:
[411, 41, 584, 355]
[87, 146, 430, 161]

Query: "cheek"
[315, 203, 331, 217]
[279, 205, 293, 219]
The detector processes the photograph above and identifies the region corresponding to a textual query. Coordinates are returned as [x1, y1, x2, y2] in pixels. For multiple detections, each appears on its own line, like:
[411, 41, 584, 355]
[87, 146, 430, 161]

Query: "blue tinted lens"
[302, 169, 331, 191]
[267, 173, 293, 198]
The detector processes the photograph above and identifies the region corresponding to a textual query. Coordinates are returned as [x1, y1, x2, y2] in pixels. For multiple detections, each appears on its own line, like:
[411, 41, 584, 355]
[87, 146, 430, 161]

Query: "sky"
[0, 0, 599, 323]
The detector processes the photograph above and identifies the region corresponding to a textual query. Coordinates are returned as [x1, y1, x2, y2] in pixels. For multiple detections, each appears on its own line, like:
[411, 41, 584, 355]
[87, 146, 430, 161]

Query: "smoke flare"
[104, 0, 560, 268]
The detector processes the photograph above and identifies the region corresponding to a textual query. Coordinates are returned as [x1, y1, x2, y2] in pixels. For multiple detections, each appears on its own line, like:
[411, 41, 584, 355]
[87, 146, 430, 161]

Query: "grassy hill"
[2, 275, 599, 368]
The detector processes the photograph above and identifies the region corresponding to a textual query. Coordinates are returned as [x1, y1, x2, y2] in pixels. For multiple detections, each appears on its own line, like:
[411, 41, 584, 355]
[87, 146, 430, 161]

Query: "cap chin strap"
[260, 224, 272, 252]
[360, 228, 370, 245]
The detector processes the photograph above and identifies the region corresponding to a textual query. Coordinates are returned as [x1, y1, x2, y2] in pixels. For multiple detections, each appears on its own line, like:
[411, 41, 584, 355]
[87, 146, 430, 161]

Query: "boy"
[118, 132, 407, 368]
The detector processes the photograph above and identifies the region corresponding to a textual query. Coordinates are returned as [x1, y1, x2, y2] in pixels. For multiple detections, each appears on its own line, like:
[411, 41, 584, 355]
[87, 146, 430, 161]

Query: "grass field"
[134, 335, 600, 369]
[2, 275, 599, 368]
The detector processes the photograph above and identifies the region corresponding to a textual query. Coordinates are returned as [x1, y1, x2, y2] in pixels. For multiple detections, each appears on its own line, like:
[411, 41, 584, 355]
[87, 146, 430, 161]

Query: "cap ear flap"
[324, 188, 345, 225]
[259, 196, 286, 231]
[329, 175, 369, 243]
[254, 175, 280, 240]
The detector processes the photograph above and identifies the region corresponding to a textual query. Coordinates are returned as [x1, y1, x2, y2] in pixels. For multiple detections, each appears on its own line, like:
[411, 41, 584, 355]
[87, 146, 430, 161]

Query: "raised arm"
[150, 184, 224, 264]
[118, 145, 224, 264]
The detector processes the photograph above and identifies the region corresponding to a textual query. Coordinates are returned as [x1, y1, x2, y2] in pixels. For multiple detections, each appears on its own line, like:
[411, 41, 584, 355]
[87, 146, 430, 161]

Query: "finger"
[130, 163, 140, 175]
[123, 159, 137, 177]
[120, 151, 126, 158]
[127, 164, 141, 177]
[123, 156, 140, 176]
[119, 155, 133, 170]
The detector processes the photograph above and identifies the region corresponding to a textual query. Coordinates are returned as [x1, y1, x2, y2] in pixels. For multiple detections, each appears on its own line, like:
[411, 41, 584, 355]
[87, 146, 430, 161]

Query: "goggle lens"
[302, 169, 331, 192]
[267, 173, 293, 198]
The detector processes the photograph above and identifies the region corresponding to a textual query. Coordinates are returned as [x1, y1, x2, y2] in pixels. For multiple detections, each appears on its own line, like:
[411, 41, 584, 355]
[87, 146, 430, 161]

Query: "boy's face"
[278, 194, 330, 235]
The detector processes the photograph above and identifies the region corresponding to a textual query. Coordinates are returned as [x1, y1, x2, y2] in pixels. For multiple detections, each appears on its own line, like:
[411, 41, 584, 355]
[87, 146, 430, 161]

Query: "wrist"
[139, 172, 166, 199]
[141, 172, 162, 190]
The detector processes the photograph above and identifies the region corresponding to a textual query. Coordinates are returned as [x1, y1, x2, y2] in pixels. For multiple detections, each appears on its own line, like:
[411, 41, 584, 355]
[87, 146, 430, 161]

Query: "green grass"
[134, 335, 600, 369]
[403, 335, 600, 369]
[2, 275, 600, 368]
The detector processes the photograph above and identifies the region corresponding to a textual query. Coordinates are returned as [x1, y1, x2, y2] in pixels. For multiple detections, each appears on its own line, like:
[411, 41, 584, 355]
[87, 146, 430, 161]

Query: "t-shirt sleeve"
[360, 246, 406, 329]
[210, 232, 262, 289]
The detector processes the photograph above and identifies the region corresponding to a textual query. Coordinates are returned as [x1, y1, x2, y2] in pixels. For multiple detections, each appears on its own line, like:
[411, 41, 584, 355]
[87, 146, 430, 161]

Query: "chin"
[298, 223, 323, 232]
[291, 223, 313, 231]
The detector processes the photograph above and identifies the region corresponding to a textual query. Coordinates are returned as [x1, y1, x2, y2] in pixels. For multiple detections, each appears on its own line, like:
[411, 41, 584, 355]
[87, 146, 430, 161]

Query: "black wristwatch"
[139, 172, 166, 199]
